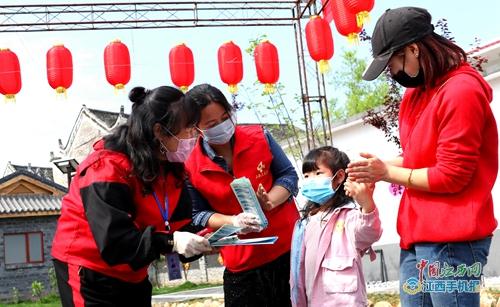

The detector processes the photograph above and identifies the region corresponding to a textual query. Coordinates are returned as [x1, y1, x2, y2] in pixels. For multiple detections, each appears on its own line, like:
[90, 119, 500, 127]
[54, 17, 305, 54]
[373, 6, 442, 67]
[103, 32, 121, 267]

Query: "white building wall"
[330, 121, 403, 246]
[486, 73, 500, 230]
[290, 121, 403, 246]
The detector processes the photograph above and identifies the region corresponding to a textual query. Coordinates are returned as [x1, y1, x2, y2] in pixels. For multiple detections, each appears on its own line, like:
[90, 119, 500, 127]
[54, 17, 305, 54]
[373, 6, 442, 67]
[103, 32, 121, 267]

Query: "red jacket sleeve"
[79, 154, 174, 270]
[427, 76, 489, 193]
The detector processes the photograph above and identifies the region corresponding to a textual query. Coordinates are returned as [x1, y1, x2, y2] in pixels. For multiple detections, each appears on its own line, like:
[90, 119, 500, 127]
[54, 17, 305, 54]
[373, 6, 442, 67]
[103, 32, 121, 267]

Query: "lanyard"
[153, 191, 170, 231]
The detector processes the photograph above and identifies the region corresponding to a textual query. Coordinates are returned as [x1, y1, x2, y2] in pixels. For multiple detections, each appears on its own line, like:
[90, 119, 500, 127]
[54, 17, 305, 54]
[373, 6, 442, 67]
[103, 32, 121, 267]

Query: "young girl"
[290, 146, 382, 306]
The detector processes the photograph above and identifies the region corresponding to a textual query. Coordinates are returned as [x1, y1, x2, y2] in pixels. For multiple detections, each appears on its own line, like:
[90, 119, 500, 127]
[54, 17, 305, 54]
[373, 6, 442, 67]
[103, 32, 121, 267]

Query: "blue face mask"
[301, 171, 340, 205]
[202, 114, 236, 145]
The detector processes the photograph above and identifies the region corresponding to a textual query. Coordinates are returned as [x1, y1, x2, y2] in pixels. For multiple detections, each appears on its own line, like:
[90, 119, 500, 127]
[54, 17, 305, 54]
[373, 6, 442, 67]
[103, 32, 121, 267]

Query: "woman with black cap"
[347, 6, 497, 307]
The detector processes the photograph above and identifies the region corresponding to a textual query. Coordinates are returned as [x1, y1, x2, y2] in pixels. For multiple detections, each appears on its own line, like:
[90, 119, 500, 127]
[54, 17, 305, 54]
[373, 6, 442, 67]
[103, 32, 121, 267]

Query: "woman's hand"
[347, 152, 388, 183]
[172, 231, 212, 258]
[344, 179, 376, 213]
[256, 184, 275, 211]
[231, 212, 262, 234]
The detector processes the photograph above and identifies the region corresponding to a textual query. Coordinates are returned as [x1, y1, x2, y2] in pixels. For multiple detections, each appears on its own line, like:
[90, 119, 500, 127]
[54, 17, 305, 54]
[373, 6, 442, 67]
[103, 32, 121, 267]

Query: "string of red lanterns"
[0, 0, 375, 101]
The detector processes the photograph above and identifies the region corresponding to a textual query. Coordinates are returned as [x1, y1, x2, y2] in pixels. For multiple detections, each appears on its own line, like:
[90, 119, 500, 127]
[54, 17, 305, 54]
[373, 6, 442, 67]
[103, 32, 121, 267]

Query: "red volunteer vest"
[52, 141, 190, 282]
[186, 125, 299, 272]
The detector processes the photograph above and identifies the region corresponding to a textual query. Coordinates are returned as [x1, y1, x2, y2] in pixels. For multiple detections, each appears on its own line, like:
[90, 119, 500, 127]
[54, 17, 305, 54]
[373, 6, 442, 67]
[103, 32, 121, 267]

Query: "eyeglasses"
[162, 126, 199, 139]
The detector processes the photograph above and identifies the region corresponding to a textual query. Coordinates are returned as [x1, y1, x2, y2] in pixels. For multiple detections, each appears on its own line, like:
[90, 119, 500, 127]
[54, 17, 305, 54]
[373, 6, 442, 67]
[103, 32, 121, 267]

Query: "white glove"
[231, 212, 262, 234]
[172, 231, 211, 258]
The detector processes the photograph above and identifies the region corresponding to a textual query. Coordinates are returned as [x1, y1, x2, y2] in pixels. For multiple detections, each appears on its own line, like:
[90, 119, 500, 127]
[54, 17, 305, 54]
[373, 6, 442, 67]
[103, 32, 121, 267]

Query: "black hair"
[301, 146, 353, 219]
[104, 86, 195, 192]
[185, 83, 234, 126]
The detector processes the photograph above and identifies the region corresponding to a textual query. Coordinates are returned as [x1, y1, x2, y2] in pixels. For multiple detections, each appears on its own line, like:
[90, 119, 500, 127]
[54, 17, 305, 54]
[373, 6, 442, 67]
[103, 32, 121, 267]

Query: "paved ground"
[151, 277, 500, 305]
[152, 286, 224, 304]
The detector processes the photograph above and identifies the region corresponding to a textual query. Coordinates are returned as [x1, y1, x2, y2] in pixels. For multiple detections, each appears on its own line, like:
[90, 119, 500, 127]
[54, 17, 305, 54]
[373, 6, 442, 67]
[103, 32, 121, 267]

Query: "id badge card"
[166, 252, 182, 280]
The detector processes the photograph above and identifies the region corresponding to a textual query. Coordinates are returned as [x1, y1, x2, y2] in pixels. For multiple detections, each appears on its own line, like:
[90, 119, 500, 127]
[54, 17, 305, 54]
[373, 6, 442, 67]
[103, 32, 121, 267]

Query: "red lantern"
[217, 41, 243, 94]
[321, 0, 334, 23]
[0, 49, 21, 102]
[104, 40, 131, 90]
[254, 40, 279, 94]
[46, 44, 73, 95]
[305, 15, 334, 74]
[169, 43, 194, 93]
[343, 0, 375, 27]
[331, 0, 362, 43]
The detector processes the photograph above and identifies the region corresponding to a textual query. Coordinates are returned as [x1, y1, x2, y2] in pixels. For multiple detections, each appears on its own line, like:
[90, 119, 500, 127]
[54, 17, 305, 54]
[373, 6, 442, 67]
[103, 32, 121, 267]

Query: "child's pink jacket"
[291, 202, 382, 306]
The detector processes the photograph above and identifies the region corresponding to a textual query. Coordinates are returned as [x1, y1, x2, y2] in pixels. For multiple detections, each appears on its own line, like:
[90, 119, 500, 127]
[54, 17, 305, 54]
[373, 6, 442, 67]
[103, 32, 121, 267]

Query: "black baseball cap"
[363, 7, 434, 81]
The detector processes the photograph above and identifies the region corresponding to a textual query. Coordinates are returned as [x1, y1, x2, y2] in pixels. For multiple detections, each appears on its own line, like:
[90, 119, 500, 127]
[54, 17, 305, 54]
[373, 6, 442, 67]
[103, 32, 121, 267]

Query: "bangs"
[302, 146, 346, 175]
[302, 149, 324, 174]
[160, 97, 196, 135]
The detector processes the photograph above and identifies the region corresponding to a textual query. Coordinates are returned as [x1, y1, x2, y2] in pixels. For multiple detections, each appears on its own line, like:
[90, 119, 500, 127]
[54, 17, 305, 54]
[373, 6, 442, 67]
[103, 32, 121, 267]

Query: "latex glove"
[172, 231, 211, 258]
[231, 212, 262, 234]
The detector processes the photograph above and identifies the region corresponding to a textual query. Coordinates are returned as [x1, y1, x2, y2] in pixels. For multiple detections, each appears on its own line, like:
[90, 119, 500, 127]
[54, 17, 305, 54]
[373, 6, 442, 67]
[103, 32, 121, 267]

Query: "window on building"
[4, 232, 44, 265]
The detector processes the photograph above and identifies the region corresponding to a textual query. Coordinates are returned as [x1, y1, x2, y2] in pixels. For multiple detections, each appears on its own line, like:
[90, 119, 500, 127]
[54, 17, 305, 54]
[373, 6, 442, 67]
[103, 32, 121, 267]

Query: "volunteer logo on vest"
[256, 161, 269, 179]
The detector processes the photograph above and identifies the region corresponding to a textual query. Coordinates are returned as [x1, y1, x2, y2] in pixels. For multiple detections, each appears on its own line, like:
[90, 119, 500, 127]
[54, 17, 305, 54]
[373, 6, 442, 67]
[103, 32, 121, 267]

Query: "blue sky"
[1, 0, 499, 173]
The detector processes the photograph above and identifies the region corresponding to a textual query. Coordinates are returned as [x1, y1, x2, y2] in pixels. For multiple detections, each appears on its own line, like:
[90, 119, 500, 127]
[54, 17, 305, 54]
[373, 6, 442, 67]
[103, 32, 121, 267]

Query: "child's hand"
[344, 179, 376, 213]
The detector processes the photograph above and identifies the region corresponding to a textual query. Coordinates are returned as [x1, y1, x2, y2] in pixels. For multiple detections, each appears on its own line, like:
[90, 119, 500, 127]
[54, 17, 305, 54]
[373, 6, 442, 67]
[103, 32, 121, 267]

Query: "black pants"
[223, 252, 292, 307]
[53, 259, 152, 307]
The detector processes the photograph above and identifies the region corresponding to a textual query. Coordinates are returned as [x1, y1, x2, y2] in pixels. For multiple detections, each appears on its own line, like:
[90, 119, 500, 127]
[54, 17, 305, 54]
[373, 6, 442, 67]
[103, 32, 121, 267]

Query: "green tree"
[243, 35, 305, 160]
[329, 48, 389, 119]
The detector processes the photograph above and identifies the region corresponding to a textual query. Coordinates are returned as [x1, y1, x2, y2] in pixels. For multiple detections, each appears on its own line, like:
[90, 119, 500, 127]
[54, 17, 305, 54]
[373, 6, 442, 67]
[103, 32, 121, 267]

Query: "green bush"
[30, 281, 44, 302]
[10, 287, 20, 304]
[48, 268, 58, 295]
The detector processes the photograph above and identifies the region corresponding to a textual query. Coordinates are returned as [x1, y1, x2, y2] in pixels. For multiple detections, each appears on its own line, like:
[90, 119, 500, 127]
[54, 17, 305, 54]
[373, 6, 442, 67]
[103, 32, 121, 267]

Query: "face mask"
[160, 136, 196, 163]
[301, 171, 340, 205]
[202, 114, 236, 145]
[392, 69, 424, 88]
[391, 53, 424, 88]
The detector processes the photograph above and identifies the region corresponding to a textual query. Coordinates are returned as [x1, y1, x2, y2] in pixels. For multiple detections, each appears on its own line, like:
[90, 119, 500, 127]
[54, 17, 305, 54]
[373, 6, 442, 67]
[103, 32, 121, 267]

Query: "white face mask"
[201, 114, 236, 145]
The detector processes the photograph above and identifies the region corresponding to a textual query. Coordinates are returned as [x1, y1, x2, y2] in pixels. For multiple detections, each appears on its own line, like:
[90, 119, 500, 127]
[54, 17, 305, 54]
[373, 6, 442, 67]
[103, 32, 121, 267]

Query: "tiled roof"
[9, 164, 54, 181]
[0, 194, 62, 214]
[0, 170, 67, 193]
[87, 106, 129, 128]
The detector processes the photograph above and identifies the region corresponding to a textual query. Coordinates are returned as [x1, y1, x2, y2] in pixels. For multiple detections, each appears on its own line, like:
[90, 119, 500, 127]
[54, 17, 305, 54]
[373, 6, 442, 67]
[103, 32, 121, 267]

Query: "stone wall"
[0, 216, 59, 302]
[150, 254, 224, 287]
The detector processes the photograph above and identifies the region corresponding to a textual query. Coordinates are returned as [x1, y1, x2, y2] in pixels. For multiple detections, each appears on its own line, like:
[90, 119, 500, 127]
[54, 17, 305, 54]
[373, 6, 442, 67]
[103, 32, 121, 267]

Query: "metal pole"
[204, 256, 209, 282]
